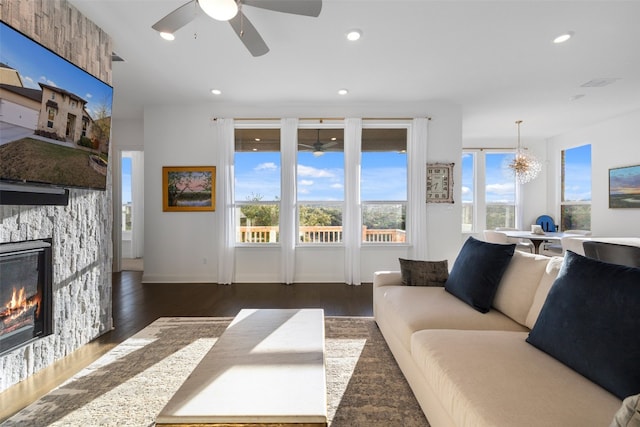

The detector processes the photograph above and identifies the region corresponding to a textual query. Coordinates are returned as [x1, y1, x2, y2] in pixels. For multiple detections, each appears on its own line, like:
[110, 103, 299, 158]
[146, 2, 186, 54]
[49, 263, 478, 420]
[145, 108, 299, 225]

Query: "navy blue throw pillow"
[527, 250, 640, 400]
[444, 236, 515, 313]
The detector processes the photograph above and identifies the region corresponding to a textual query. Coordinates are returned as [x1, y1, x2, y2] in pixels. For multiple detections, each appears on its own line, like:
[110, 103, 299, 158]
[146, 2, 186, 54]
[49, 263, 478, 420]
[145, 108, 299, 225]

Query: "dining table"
[501, 231, 580, 254]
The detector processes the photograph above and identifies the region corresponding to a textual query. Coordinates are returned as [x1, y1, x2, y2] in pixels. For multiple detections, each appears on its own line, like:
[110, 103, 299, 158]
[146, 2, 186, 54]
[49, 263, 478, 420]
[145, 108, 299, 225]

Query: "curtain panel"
[216, 118, 235, 285]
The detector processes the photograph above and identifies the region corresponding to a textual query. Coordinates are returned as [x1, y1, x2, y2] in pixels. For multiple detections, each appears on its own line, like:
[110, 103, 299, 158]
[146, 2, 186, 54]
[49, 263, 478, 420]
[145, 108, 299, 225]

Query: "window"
[234, 128, 281, 244]
[121, 155, 132, 232]
[462, 150, 517, 232]
[485, 152, 516, 229]
[361, 128, 407, 243]
[297, 128, 344, 244]
[561, 144, 591, 230]
[47, 107, 55, 128]
[461, 152, 475, 232]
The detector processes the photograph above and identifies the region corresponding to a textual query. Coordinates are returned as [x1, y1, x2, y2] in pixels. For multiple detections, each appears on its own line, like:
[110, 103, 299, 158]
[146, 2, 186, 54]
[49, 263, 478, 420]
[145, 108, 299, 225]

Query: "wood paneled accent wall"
[0, 0, 112, 85]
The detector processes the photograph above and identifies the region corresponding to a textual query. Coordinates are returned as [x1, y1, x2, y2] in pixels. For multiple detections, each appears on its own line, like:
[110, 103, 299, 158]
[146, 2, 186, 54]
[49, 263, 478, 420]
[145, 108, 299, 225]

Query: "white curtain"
[216, 118, 235, 285]
[130, 151, 144, 259]
[343, 118, 362, 285]
[408, 118, 429, 260]
[280, 118, 298, 284]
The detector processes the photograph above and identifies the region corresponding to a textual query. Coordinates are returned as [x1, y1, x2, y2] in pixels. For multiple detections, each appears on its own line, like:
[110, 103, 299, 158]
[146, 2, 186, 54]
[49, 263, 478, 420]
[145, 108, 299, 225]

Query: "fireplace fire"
[0, 240, 52, 355]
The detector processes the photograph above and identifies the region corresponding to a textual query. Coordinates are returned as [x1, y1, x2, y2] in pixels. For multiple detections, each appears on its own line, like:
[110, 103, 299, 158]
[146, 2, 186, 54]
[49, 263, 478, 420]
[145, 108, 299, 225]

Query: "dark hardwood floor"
[0, 271, 373, 421]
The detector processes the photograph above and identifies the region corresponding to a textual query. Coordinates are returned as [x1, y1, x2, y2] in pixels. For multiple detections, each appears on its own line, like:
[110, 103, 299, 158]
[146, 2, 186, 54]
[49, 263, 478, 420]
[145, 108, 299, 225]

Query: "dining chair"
[494, 227, 535, 253]
[483, 230, 534, 253]
[583, 241, 640, 267]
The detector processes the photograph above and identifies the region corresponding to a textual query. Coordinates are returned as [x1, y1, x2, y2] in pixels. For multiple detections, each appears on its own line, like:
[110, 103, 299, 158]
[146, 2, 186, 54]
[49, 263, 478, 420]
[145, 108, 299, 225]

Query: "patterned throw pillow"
[399, 258, 449, 287]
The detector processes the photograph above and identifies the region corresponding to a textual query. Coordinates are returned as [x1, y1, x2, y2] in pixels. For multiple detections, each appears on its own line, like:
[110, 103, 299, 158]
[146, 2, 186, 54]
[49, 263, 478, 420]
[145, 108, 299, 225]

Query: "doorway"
[121, 151, 144, 271]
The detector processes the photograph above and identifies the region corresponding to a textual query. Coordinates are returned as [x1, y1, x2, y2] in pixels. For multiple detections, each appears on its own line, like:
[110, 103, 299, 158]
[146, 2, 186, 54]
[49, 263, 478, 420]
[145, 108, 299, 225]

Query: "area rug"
[2, 316, 429, 427]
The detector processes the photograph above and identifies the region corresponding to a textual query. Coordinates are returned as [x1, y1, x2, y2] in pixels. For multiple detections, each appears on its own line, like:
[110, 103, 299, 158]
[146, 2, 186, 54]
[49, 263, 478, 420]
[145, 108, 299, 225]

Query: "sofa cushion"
[373, 285, 527, 353]
[525, 256, 563, 329]
[492, 251, 549, 326]
[527, 251, 640, 400]
[445, 236, 515, 313]
[411, 329, 621, 427]
[399, 258, 448, 286]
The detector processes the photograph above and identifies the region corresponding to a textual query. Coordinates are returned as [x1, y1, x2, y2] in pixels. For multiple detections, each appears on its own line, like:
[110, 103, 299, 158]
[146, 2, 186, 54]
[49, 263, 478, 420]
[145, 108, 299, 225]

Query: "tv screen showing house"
[0, 21, 113, 191]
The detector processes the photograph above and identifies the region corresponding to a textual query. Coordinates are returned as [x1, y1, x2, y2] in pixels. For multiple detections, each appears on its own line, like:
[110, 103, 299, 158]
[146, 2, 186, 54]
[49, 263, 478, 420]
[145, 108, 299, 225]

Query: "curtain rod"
[213, 117, 432, 121]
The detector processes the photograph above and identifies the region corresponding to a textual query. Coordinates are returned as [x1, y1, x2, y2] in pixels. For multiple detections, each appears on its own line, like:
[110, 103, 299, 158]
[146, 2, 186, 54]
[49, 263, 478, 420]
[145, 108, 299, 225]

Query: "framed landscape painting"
[609, 165, 640, 209]
[162, 166, 216, 212]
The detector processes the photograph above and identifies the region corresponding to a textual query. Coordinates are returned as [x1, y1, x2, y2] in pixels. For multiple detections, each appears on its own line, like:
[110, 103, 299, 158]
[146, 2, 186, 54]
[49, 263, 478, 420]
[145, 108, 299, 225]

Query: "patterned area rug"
[2, 317, 429, 426]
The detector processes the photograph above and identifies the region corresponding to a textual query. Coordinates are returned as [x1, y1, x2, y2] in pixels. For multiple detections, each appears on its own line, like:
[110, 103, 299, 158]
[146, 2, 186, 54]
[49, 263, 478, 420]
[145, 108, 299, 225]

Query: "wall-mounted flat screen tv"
[0, 21, 113, 191]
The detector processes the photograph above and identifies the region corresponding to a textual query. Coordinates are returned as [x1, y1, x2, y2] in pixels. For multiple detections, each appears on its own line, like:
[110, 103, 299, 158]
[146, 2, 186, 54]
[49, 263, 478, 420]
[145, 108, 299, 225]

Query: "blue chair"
[536, 215, 557, 232]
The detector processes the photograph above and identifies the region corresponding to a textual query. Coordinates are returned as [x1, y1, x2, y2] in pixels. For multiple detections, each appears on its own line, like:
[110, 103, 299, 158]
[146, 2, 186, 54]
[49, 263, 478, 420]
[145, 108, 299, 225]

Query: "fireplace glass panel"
[0, 240, 52, 355]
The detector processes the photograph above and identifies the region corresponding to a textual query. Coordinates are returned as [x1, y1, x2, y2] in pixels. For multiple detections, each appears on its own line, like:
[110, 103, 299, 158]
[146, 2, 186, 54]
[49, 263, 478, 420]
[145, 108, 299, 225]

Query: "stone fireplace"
[0, 0, 113, 393]
[0, 239, 53, 355]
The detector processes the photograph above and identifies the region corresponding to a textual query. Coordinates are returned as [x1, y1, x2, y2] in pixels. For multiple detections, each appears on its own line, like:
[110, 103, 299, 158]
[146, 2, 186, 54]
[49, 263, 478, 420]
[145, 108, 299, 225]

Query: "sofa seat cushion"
[410, 329, 621, 427]
[374, 285, 527, 352]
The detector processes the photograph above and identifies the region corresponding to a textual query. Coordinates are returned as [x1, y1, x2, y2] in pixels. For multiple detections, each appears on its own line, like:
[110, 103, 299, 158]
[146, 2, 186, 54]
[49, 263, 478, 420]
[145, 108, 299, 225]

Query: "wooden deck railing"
[238, 226, 405, 243]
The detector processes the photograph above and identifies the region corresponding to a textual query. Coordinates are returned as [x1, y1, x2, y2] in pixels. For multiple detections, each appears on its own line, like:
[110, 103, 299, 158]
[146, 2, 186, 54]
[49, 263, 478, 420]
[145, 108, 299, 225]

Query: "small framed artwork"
[609, 164, 640, 209]
[162, 166, 216, 212]
[427, 163, 454, 203]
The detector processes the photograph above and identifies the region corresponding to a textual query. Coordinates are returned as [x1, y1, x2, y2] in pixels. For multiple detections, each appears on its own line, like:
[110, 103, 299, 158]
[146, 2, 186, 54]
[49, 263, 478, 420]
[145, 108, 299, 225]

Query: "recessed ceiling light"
[160, 32, 175, 41]
[346, 29, 362, 41]
[338, 89, 349, 96]
[254, 138, 261, 141]
[553, 31, 574, 44]
[211, 89, 222, 95]
[252, 148, 258, 151]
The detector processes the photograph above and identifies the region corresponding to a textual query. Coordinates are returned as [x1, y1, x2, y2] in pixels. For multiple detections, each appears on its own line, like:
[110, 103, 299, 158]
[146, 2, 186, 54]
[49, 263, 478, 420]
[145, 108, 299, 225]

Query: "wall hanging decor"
[609, 164, 640, 208]
[162, 166, 216, 212]
[427, 163, 454, 203]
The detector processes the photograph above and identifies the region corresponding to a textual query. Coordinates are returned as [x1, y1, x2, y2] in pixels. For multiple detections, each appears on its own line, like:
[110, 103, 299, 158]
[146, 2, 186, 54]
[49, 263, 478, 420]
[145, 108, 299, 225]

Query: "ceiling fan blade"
[229, 11, 269, 57]
[243, 0, 322, 17]
[152, 0, 199, 34]
[322, 141, 338, 149]
[299, 144, 315, 149]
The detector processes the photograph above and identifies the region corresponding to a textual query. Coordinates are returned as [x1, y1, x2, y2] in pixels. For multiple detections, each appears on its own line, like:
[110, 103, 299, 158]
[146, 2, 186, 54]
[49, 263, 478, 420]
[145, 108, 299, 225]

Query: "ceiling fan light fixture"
[160, 32, 175, 41]
[198, 0, 238, 21]
[312, 149, 324, 157]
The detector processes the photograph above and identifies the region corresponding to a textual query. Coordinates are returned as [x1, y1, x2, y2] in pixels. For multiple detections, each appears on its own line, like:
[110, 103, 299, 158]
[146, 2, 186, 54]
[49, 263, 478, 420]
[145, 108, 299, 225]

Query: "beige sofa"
[373, 251, 623, 427]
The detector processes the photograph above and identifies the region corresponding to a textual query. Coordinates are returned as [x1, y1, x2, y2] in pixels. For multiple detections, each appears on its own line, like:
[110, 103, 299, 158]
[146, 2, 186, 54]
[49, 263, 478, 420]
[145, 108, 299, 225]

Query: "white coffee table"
[155, 308, 327, 426]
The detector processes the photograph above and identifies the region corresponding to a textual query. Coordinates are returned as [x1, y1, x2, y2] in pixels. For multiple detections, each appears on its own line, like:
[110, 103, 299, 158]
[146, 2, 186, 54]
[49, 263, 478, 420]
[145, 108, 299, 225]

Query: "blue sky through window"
[564, 144, 592, 201]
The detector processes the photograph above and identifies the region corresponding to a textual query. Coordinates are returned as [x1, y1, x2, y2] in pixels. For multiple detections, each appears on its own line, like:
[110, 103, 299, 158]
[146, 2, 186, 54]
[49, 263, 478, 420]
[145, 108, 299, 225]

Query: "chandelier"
[507, 120, 541, 184]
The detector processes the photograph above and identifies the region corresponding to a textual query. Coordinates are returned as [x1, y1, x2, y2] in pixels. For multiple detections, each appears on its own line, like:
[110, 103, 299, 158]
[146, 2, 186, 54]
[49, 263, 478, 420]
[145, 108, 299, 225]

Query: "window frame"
[360, 123, 409, 246]
[233, 123, 282, 247]
[560, 144, 592, 231]
[462, 148, 519, 233]
[296, 122, 345, 246]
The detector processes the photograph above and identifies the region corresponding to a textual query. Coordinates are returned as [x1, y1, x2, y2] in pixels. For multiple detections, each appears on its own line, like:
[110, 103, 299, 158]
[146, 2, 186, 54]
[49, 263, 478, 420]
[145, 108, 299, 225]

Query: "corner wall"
[546, 109, 640, 236]
[0, 0, 112, 392]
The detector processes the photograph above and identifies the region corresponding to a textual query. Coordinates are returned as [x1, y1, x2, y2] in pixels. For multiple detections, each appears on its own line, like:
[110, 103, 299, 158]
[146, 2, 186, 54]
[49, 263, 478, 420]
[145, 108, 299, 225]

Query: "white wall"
[111, 117, 144, 271]
[546, 109, 640, 237]
[137, 102, 462, 283]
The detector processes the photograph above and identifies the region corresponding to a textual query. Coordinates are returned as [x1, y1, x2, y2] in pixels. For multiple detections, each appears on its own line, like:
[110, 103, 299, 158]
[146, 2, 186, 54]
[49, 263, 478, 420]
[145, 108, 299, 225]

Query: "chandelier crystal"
[507, 120, 541, 184]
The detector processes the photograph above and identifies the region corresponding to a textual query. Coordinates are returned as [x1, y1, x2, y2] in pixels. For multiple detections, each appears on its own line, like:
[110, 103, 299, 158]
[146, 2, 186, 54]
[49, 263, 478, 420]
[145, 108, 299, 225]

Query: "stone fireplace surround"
[0, 0, 113, 393]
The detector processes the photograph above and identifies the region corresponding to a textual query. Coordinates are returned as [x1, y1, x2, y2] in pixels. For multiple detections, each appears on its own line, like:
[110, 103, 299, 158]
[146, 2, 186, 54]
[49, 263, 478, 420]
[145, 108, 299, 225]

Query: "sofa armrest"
[373, 271, 402, 288]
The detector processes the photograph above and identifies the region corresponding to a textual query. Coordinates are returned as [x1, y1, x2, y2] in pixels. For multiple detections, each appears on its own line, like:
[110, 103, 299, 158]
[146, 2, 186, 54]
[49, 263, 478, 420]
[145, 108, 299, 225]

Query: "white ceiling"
[68, 0, 640, 142]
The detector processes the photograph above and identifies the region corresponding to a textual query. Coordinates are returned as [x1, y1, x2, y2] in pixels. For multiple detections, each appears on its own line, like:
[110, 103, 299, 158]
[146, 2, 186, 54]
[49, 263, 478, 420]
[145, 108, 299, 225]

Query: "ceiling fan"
[152, 0, 322, 57]
[299, 129, 338, 157]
